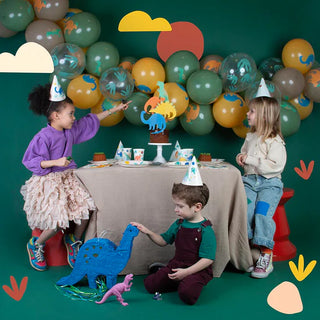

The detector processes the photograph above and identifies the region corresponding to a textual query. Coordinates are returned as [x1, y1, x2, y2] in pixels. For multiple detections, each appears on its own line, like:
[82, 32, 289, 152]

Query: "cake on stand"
[148, 143, 172, 164]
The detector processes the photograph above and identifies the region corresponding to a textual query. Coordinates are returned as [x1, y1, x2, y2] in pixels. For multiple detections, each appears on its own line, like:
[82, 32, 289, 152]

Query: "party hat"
[114, 140, 124, 160]
[49, 75, 66, 101]
[182, 156, 203, 186]
[169, 140, 181, 161]
[255, 78, 271, 98]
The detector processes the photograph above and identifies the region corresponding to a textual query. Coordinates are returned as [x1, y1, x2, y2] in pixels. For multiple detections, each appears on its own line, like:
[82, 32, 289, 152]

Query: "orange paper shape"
[2, 276, 28, 301]
[157, 21, 204, 62]
[294, 160, 314, 180]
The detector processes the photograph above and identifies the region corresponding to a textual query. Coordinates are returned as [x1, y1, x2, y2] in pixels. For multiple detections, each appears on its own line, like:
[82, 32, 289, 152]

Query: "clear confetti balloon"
[51, 43, 86, 79]
[220, 53, 257, 92]
[99, 67, 134, 101]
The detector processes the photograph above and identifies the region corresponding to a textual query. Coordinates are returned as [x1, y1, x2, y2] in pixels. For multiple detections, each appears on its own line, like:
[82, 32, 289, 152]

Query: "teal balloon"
[280, 101, 301, 137]
[220, 53, 257, 92]
[166, 117, 179, 130]
[64, 12, 101, 48]
[186, 70, 222, 104]
[258, 57, 283, 81]
[165, 50, 200, 85]
[180, 103, 215, 136]
[86, 42, 120, 77]
[99, 67, 134, 101]
[51, 43, 86, 79]
[124, 92, 150, 126]
[0, 0, 34, 32]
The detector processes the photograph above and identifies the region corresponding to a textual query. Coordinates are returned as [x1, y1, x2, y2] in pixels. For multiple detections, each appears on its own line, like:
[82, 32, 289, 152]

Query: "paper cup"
[178, 148, 193, 161]
[122, 148, 132, 160]
[133, 148, 145, 161]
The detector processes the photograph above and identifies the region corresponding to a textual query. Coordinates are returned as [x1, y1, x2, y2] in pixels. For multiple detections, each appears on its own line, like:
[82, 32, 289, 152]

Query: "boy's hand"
[168, 268, 189, 281]
[130, 222, 150, 235]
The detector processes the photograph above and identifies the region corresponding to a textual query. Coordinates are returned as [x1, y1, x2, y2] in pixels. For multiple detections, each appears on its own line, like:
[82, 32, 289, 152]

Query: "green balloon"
[280, 101, 301, 137]
[166, 117, 179, 130]
[86, 42, 120, 77]
[186, 70, 222, 104]
[0, 0, 34, 32]
[165, 50, 200, 85]
[124, 92, 150, 126]
[179, 103, 215, 135]
[64, 12, 101, 48]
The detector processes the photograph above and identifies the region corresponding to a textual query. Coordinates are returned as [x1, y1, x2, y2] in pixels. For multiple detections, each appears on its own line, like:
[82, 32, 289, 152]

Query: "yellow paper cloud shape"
[118, 11, 172, 32]
[0, 42, 54, 73]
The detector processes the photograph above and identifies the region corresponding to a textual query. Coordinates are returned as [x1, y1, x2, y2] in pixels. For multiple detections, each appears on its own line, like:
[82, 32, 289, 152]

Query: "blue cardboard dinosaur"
[56, 224, 139, 289]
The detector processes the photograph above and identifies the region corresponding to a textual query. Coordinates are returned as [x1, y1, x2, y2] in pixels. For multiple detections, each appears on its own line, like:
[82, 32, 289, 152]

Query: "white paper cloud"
[0, 42, 54, 73]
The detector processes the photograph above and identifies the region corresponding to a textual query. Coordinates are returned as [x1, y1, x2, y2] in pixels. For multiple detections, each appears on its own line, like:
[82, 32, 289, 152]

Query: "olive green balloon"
[0, 0, 34, 32]
[165, 50, 200, 85]
[179, 103, 215, 136]
[64, 12, 101, 48]
[166, 116, 179, 130]
[86, 42, 120, 77]
[280, 101, 301, 137]
[186, 70, 222, 104]
[124, 92, 150, 126]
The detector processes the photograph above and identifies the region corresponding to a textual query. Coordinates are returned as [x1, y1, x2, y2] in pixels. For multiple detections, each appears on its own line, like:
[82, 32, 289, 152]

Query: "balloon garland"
[0, 0, 318, 136]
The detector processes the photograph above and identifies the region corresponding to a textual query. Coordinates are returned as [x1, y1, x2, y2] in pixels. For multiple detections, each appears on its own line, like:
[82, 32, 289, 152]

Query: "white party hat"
[114, 140, 124, 160]
[49, 75, 66, 101]
[169, 140, 181, 161]
[182, 156, 203, 186]
[255, 78, 271, 98]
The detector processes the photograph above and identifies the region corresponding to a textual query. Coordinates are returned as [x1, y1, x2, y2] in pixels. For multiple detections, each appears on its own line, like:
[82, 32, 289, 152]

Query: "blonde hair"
[248, 97, 283, 141]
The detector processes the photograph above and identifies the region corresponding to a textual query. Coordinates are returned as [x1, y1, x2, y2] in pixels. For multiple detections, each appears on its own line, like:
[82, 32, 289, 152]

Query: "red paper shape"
[294, 160, 314, 180]
[2, 276, 28, 301]
[157, 21, 204, 62]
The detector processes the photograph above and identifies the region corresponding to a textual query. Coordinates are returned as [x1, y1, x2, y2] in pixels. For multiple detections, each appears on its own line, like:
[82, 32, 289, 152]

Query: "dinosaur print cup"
[178, 148, 193, 161]
[133, 149, 145, 161]
[122, 148, 132, 160]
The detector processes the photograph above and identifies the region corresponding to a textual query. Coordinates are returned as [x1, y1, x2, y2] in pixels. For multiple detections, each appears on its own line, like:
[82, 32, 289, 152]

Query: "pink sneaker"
[251, 252, 273, 278]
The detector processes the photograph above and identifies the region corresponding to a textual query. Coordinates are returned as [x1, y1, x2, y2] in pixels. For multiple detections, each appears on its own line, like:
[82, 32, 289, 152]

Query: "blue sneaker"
[26, 237, 47, 271]
[64, 234, 82, 268]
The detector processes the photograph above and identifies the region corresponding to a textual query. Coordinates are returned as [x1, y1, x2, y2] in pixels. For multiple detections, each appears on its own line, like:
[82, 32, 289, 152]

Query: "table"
[75, 163, 253, 277]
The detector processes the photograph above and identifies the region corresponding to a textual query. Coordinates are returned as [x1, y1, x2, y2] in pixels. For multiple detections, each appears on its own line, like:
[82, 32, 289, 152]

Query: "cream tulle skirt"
[21, 170, 96, 231]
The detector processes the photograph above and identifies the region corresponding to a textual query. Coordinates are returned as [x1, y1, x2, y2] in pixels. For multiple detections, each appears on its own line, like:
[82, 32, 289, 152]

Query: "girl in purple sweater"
[21, 77, 129, 271]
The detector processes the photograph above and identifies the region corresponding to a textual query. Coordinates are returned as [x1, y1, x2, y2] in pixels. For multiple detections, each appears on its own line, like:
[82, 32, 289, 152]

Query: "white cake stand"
[148, 143, 172, 164]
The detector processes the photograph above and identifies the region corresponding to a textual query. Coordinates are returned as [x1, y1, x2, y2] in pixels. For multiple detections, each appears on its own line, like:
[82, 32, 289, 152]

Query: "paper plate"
[118, 160, 152, 168]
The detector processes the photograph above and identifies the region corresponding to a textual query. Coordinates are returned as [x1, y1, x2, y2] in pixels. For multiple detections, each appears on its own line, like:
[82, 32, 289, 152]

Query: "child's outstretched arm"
[96, 101, 131, 121]
[131, 222, 167, 247]
[168, 258, 213, 281]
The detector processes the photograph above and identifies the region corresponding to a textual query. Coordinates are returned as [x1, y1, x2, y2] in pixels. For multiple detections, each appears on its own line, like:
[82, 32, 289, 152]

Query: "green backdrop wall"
[0, 0, 319, 272]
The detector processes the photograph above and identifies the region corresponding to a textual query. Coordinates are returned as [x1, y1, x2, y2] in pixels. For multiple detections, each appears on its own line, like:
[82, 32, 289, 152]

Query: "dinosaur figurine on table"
[56, 224, 139, 289]
[96, 274, 133, 306]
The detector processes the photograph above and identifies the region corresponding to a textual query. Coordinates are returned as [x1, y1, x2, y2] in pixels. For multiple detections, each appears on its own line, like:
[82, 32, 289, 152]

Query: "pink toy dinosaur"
[96, 274, 133, 306]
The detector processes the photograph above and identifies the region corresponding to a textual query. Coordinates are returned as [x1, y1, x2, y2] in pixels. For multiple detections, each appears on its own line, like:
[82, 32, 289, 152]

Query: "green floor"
[1, 221, 319, 320]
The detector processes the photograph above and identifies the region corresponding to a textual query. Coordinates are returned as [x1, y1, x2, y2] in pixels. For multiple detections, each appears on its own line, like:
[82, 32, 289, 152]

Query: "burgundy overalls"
[144, 219, 213, 305]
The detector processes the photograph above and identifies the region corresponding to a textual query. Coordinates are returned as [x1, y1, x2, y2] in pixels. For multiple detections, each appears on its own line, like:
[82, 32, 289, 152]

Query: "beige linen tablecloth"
[75, 163, 253, 277]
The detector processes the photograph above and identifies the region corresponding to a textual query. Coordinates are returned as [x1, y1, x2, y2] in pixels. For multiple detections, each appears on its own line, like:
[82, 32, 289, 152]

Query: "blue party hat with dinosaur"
[182, 156, 203, 186]
[50, 75, 66, 101]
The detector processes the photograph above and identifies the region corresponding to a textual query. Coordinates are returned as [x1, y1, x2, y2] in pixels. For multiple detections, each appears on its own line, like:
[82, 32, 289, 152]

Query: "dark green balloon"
[280, 101, 301, 137]
[165, 50, 200, 85]
[124, 92, 150, 126]
[0, 0, 34, 32]
[186, 70, 222, 104]
[64, 12, 101, 48]
[86, 42, 120, 77]
[179, 103, 215, 135]
[166, 117, 179, 130]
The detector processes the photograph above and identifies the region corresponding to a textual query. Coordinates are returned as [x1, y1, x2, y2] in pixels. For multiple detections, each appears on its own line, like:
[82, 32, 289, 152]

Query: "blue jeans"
[242, 175, 283, 249]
